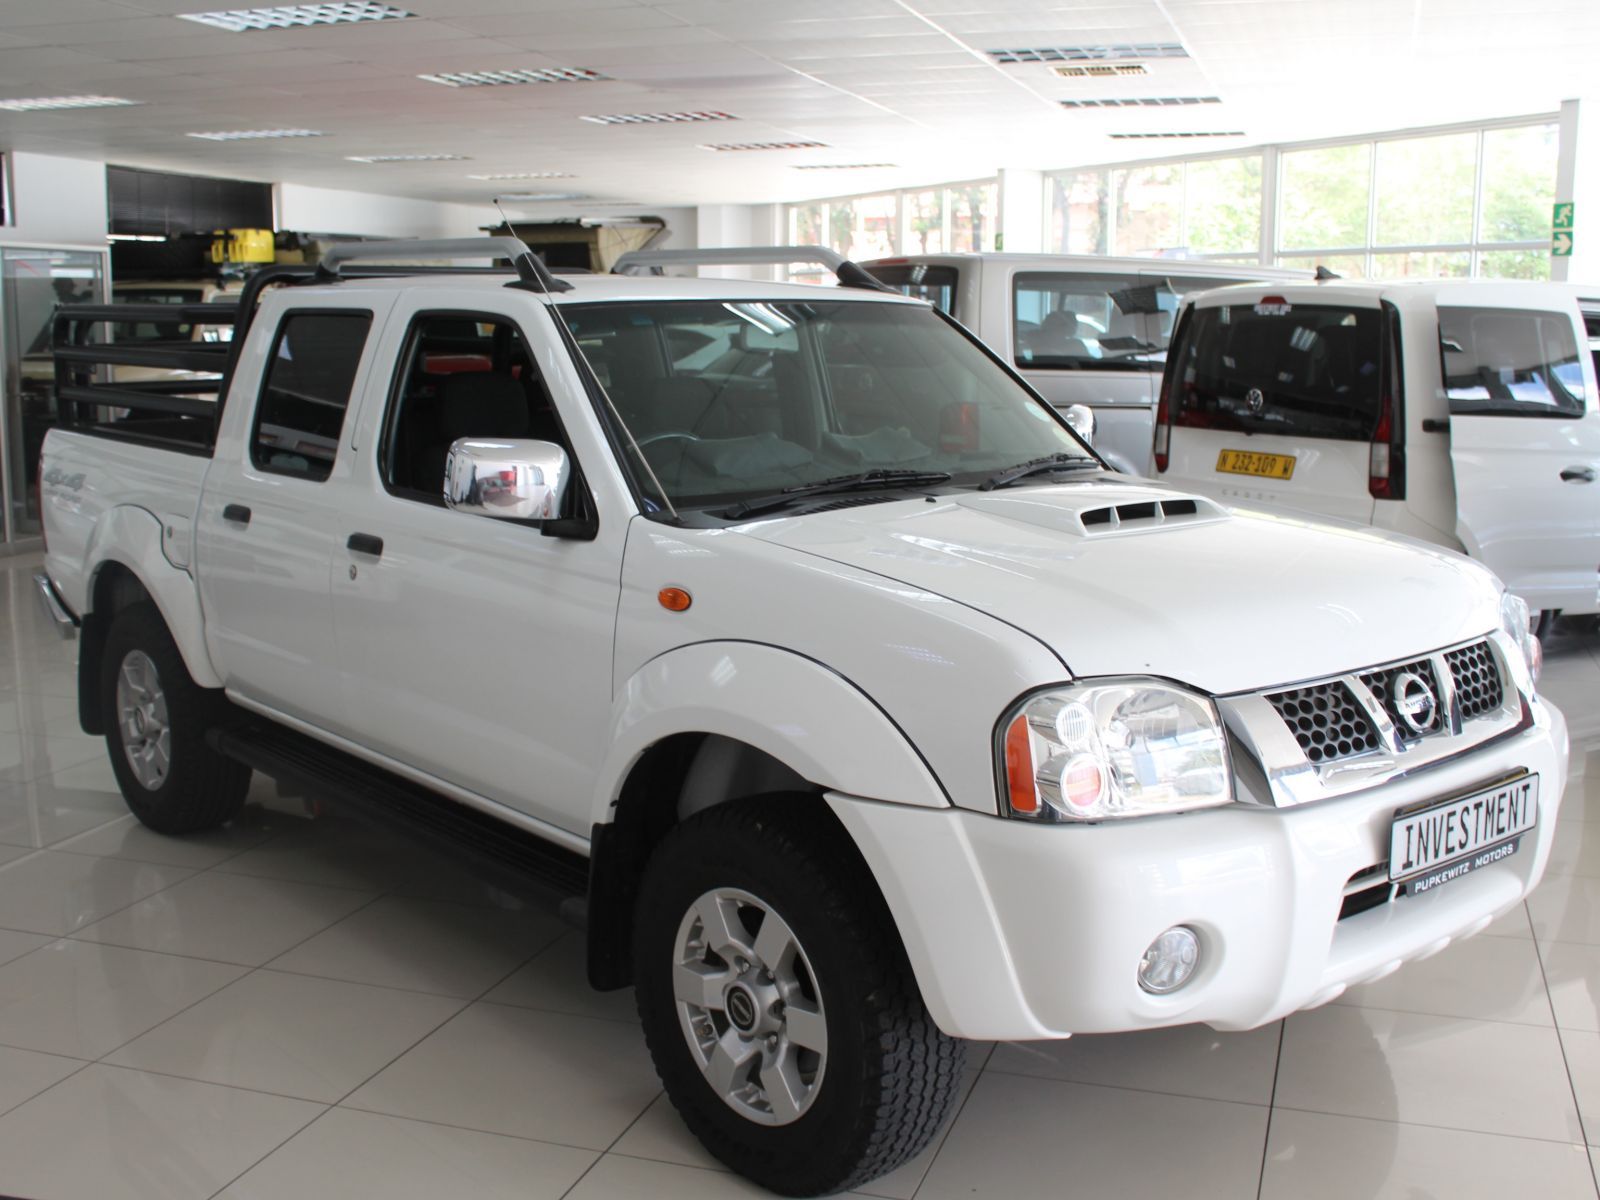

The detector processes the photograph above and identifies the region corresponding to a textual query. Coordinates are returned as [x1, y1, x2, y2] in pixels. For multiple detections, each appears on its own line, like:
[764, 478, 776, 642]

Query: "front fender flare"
[594, 640, 949, 826]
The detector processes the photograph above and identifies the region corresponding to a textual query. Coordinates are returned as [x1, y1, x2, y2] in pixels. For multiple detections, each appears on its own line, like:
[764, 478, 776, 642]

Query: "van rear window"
[1440, 308, 1585, 418]
[1165, 303, 1384, 441]
[867, 264, 959, 316]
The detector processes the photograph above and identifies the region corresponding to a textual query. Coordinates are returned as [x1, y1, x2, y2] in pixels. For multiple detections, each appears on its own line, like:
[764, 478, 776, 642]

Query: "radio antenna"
[492, 197, 679, 522]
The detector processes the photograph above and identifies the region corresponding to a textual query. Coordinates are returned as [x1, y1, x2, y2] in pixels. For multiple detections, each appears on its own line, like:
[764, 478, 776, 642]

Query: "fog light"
[1138, 926, 1199, 994]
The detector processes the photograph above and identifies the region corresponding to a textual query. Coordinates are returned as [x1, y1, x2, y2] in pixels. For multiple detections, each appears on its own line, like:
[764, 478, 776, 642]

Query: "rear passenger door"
[1443, 302, 1600, 614]
[329, 298, 625, 837]
[197, 299, 393, 726]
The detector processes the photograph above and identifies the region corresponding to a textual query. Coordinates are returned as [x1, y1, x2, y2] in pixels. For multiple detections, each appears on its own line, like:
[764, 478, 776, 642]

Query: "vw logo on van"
[1393, 671, 1439, 734]
[1246, 388, 1265, 414]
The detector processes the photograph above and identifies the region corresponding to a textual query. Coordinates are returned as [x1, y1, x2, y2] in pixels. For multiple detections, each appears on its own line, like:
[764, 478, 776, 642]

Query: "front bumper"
[828, 695, 1567, 1040]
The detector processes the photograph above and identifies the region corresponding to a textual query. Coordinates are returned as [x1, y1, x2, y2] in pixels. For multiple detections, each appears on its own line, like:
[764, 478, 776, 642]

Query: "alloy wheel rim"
[672, 886, 828, 1126]
[116, 649, 170, 790]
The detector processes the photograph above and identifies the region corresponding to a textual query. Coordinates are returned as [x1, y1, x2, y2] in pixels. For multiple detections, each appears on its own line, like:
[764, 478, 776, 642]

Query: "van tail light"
[1369, 302, 1406, 501]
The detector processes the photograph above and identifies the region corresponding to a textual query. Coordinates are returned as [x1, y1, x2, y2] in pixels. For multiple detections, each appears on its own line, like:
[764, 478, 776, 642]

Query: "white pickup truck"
[37, 238, 1566, 1197]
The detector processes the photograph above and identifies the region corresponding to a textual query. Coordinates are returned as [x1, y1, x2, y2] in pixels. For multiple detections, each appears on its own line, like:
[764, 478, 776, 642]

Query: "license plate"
[1216, 449, 1296, 480]
[1389, 775, 1539, 896]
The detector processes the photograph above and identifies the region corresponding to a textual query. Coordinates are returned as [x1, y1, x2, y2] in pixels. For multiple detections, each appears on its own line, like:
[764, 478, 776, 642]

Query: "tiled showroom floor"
[0, 549, 1596, 1200]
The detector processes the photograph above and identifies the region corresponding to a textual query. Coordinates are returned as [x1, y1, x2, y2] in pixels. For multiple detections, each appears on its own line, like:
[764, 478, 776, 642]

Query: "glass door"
[1, 247, 106, 542]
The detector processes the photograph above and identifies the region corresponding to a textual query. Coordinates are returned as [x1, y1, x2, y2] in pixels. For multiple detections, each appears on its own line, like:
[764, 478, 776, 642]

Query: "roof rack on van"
[611, 245, 898, 295]
[317, 236, 573, 294]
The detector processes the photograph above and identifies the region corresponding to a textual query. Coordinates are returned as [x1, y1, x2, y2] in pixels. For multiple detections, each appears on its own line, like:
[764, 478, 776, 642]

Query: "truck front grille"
[1445, 641, 1504, 720]
[1361, 657, 1445, 739]
[1265, 681, 1381, 764]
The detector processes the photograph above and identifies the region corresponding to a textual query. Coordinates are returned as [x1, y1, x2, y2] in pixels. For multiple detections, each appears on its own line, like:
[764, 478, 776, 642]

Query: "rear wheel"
[633, 798, 965, 1197]
[100, 603, 249, 834]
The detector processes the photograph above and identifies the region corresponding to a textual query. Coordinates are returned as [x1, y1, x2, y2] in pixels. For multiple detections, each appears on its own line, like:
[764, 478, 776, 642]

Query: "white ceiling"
[0, 0, 1596, 218]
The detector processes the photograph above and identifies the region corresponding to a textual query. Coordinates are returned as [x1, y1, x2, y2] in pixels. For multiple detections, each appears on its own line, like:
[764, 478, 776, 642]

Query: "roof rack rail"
[610, 245, 897, 294]
[317, 236, 573, 293]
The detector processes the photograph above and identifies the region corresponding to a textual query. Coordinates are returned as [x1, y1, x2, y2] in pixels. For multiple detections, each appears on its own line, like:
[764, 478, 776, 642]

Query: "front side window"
[1440, 307, 1586, 418]
[561, 298, 1086, 511]
[1166, 302, 1385, 441]
[252, 310, 372, 480]
[865, 264, 959, 316]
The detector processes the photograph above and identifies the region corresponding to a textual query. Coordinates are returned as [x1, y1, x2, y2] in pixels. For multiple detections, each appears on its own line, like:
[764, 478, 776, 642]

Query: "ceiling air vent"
[1060, 96, 1220, 109]
[177, 3, 412, 32]
[467, 171, 575, 181]
[791, 163, 897, 170]
[0, 95, 141, 112]
[346, 153, 470, 162]
[187, 129, 325, 140]
[700, 141, 828, 152]
[989, 44, 1187, 64]
[1054, 64, 1148, 77]
[580, 111, 736, 126]
[418, 68, 606, 87]
[1108, 130, 1245, 140]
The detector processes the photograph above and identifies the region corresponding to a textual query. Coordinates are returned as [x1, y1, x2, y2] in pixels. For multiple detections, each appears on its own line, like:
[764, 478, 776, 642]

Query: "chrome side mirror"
[1063, 403, 1096, 443]
[444, 438, 571, 522]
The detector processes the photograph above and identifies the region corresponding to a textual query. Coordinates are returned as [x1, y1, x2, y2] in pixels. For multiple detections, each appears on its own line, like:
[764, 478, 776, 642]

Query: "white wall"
[276, 182, 489, 240]
[0, 152, 108, 248]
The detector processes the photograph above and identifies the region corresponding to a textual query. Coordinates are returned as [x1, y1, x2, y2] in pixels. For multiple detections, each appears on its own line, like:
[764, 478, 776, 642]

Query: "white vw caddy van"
[39, 238, 1568, 1197]
[861, 252, 1307, 475]
[1154, 279, 1600, 624]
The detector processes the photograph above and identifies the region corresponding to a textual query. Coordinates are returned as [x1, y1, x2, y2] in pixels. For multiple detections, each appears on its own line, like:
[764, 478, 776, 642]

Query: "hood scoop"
[1076, 495, 1229, 535]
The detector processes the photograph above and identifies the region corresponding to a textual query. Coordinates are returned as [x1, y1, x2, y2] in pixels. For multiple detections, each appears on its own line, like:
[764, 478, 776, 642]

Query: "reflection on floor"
[0, 549, 1596, 1200]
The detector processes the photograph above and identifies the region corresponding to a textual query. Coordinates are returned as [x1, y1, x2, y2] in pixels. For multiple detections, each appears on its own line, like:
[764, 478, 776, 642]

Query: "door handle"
[1560, 466, 1596, 483]
[1421, 418, 1450, 434]
[221, 503, 251, 525]
[347, 532, 384, 557]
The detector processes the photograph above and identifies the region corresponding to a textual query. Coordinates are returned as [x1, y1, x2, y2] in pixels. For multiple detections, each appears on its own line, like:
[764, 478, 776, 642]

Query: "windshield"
[1013, 272, 1257, 372]
[1165, 301, 1385, 441]
[561, 299, 1088, 511]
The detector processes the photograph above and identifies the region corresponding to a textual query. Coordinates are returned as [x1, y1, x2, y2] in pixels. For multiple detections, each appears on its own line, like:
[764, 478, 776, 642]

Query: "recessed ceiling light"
[419, 67, 605, 87]
[498, 192, 590, 201]
[1060, 96, 1220, 109]
[346, 153, 469, 162]
[187, 128, 326, 139]
[791, 163, 897, 170]
[990, 44, 1187, 64]
[1108, 130, 1245, 139]
[579, 111, 735, 125]
[0, 95, 141, 112]
[177, 3, 411, 32]
[699, 141, 827, 152]
[467, 171, 575, 180]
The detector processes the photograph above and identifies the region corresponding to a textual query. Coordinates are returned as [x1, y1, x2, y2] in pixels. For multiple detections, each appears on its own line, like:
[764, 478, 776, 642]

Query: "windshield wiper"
[979, 453, 1101, 491]
[719, 468, 953, 519]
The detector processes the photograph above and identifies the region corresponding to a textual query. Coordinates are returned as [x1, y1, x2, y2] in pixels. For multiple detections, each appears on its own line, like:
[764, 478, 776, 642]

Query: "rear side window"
[1166, 302, 1384, 441]
[252, 310, 372, 480]
[1012, 273, 1167, 372]
[1440, 308, 1586, 418]
[866, 264, 959, 316]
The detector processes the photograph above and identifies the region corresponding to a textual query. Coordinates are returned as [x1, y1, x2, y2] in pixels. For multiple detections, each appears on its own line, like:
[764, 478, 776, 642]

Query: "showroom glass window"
[1439, 308, 1586, 417]
[251, 311, 372, 481]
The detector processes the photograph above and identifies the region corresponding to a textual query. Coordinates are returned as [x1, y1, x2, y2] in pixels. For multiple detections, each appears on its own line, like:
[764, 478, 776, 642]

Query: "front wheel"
[633, 798, 965, 1197]
[100, 603, 250, 834]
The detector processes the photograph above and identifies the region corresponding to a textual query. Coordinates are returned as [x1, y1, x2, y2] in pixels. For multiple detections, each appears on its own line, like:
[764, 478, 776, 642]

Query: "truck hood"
[736, 482, 1500, 695]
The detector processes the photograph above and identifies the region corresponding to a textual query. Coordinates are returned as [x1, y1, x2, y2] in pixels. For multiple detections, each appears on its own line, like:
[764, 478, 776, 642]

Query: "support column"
[1553, 98, 1600, 284]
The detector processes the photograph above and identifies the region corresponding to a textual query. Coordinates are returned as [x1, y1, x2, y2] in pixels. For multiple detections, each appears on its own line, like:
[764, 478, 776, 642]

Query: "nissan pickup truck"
[37, 237, 1566, 1198]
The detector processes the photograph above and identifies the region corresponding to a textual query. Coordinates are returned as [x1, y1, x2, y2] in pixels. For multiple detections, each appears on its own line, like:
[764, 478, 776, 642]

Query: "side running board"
[207, 720, 590, 922]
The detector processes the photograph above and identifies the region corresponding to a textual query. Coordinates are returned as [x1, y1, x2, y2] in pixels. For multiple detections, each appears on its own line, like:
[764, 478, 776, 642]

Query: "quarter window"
[1440, 308, 1586, 418]
[252, 311, 372, 480]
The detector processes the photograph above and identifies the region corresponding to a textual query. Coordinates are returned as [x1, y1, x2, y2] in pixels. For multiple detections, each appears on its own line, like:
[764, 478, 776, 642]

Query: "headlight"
[1499, 592, 1543, 684]
[998, 680, 1233, 821]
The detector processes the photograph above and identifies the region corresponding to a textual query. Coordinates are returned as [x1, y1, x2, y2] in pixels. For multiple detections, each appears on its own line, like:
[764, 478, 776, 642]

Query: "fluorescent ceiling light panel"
[1060, 96, 1220, 109]
[990, 44, 1187, 64]
[419, 67, 605, 87]
[187, 128, 326, 139]
[498, 192, 589, 201]
[467, 171, 575, 180]
[791, 163, 896, 170]
[346, 153, 469, 162]
[1055, 64, 1148, 77]
[580, 111, 735, 125]
[1108, 130, 1245, 139]
[177, 3, 411, 32]
[700, 141, 827, 152]
[0, 96, 141, 112]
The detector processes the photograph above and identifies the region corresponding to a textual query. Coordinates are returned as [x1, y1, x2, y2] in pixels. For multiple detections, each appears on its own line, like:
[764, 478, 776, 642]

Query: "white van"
[1155, 279, 1600, 622]
[860, 253, 1307, 474]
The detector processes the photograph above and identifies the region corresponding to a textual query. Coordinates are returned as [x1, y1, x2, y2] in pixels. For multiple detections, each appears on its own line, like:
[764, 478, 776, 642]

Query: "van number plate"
[1216, 449, 1295, 480]
[1389, 775, 1538, 896]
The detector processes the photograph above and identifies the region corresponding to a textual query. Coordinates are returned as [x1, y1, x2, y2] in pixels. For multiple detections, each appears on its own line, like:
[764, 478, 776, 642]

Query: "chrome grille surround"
[1220, 631, 1531, 809]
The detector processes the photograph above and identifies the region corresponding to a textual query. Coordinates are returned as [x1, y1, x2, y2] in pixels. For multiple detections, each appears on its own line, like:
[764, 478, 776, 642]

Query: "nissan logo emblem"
[726, 987, 758, 1031]
[1393, 670, 1439, 735]
[1246, 387, 1265, 414]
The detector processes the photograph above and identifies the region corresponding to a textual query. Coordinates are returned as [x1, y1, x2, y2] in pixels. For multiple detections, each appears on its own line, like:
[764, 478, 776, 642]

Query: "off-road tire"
[100, 603, 250, 833]
[633, 797, 966, 1196]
